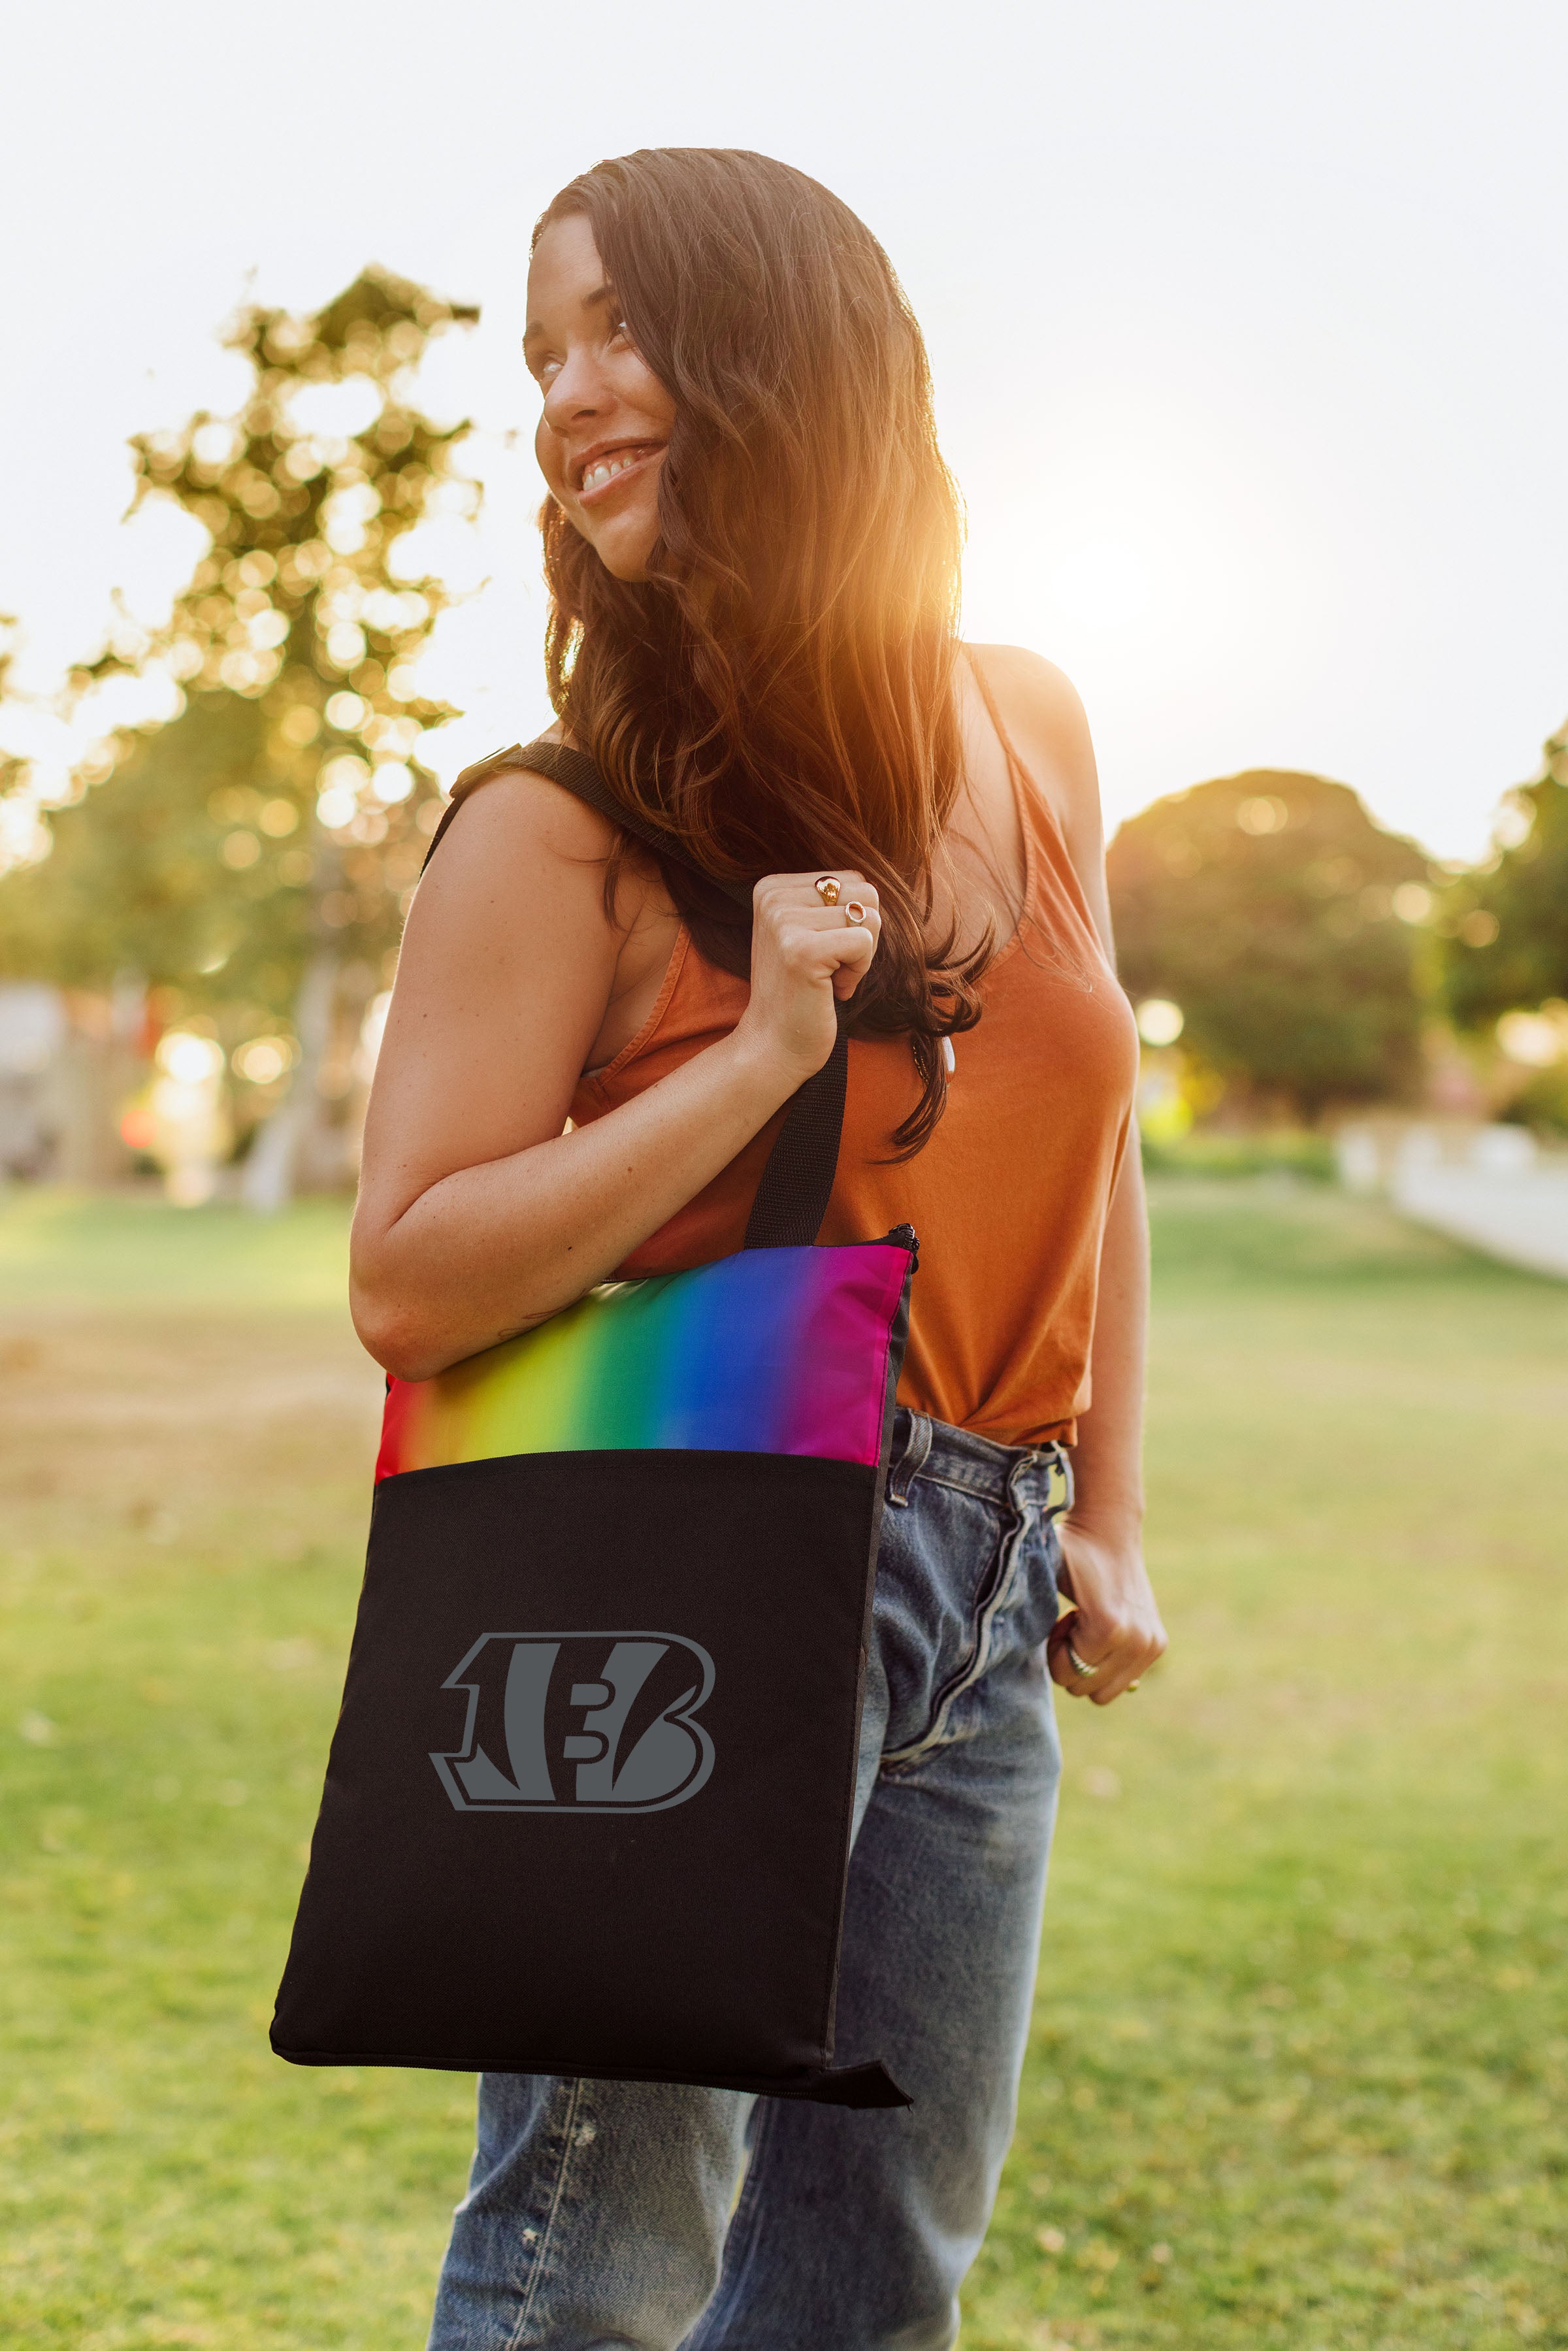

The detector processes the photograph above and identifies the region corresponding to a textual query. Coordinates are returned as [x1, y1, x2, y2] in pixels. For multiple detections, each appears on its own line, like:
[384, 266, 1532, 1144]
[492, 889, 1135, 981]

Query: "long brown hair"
[534, 147, 988, 1151]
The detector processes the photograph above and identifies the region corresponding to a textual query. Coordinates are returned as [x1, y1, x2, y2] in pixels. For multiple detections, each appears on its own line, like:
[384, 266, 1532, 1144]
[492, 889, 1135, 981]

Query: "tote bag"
[270, 741, 913, 2107]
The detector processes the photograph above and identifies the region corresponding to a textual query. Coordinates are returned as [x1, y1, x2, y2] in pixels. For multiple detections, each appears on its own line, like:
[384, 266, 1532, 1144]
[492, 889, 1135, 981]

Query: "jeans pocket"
[871, 1474, 1005, 1763]
[875, 1479, 1035, 1773]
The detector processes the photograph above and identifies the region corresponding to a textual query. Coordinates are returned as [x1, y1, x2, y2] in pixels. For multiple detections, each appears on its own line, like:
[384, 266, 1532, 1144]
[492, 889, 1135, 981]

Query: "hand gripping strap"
[430, 742, 849, 1250]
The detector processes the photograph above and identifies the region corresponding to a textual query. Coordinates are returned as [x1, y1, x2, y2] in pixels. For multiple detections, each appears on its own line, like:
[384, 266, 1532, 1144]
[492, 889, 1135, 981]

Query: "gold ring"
[1067, 1641, 1102, 1679]
[844, 900, 868, 926]
[814, 876, 841, 906]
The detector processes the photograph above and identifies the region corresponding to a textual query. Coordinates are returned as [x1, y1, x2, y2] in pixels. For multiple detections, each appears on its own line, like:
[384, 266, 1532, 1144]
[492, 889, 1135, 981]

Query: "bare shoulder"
[966, 644, 1100, 826]
[430, 758, 621, 889]
[425, 734, 669, 935]
[969, 641, 1088, 727]
[965, 642, 1115, 951]
[394, 763, 628, 1042]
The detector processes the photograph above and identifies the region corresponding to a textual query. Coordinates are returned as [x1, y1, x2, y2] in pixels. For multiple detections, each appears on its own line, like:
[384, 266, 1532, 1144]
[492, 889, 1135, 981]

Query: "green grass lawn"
[1, 1181, 1563, 2348]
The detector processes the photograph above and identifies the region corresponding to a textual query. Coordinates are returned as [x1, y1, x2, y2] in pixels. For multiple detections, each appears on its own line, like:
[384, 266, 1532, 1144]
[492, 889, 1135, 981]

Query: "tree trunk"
[241, 947, 338, 1213]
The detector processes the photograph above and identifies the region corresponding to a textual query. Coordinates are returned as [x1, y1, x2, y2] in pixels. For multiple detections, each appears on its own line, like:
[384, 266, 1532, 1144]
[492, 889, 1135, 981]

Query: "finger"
[1046, 1621, 1108, 1699]
[780, 898, 883, 938]
[1047, 1615, 1150, 1704]
[783, 903, 883, 933]
[1088, 1662, 1141, 1705]
[1048, 1647, 1094, 1698]
[827, 923, 879, 998]
[756, 874, 880, 911]
[1086, 1639, 1162, 1705]
[775, 912, 882, 961]
[768, 917, 879, 1006]
[774, 913, 883, 979]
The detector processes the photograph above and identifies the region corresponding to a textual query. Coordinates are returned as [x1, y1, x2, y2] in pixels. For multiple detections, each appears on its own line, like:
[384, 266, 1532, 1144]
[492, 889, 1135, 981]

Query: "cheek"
[535, 417, 567, 499]
[617, 348, 678, 437]
[615, 461, 666, 545]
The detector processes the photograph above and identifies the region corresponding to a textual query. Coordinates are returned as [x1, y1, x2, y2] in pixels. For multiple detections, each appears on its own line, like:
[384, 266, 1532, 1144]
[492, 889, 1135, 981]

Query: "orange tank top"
[569, 741, 1139, 1449]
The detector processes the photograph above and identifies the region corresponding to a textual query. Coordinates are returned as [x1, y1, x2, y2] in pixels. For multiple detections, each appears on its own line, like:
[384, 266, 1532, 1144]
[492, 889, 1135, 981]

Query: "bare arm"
[351, 768, 881, 1381]
[974, 646, 1168, 1704]
[1055, 1138, 1164, 1702]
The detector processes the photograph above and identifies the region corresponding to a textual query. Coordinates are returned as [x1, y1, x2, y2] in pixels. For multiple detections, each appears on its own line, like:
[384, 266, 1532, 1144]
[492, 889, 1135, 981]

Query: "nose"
[541, 342, 611, 435]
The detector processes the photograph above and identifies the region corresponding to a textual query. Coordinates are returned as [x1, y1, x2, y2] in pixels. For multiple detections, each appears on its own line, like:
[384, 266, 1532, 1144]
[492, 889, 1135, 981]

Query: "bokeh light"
[232, 1035, 295, 1085]
[1135, 998, 1184, 1047]
[155, 1032, 225, 1085]
[316, 786, 357, 829]
[1497, 1008, 1566, 1068]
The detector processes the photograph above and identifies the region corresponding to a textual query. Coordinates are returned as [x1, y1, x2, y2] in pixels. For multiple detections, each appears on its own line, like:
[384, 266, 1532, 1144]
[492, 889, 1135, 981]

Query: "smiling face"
[526, 213, 677, 584]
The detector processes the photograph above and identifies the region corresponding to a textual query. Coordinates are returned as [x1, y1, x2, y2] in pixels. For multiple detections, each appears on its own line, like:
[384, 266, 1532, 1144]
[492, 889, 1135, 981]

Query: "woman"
[353, 148, 1166, 2351]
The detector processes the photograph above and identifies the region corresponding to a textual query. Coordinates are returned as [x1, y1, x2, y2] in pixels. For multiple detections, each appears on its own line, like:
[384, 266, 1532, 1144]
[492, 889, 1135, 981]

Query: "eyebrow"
[523, 281, 616, 350]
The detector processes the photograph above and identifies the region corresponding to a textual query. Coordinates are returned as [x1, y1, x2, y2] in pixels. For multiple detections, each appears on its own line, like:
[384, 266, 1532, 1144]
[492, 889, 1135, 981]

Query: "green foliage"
[1441, 723, 1568, 1029]
[0, 267, 478, 1030]
[3, 1187, 1565, 2346]
[0, 631, 38, 857]
[1499, 1060, 1568, 1137]
[1137, 1127, 1337, 1182]
[0, 694, 293, 999]
[1108, 772, 1433, 1119]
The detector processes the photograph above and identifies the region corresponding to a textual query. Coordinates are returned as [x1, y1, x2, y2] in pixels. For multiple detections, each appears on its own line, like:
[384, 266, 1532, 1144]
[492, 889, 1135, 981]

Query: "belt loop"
[1052, 1443, 1075, 1519]
[885, 1411, 934, 1507]
[1019, 1440, 1073, 1520]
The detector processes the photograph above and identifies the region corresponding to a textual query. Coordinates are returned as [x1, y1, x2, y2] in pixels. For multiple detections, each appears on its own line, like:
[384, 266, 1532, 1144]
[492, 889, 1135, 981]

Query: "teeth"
[581, 450, 644, 493]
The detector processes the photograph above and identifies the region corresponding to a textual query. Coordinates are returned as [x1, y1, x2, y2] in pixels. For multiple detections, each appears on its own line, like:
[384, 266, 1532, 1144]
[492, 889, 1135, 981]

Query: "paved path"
[1392, 1164, 1568, 1280]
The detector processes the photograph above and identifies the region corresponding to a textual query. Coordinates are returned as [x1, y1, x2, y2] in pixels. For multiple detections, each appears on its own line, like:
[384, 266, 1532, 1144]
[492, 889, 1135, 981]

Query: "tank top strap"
[964, 649, 1103, 978]
[966, 648, 1062, 862]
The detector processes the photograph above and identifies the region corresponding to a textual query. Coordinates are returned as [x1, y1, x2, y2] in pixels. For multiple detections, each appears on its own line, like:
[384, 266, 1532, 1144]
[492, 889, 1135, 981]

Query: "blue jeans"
[427, 1409, 1069, 2350]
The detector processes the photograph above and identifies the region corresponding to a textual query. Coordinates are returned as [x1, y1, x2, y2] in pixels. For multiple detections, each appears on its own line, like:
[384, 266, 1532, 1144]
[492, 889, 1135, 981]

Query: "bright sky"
[3, 0, 1565, 861]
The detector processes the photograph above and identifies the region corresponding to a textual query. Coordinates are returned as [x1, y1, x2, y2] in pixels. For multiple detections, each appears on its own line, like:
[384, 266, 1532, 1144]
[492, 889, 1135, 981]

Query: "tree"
[1439, 719, 1568, 1028]
[1107, 770, 1433, 1121]
[0, 266, 479, 1192]
[0, 627, 49, 870]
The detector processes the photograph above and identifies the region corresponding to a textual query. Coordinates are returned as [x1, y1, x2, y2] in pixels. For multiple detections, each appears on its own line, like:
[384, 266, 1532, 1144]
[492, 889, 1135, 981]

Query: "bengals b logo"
[431, 1632, 715, 1814]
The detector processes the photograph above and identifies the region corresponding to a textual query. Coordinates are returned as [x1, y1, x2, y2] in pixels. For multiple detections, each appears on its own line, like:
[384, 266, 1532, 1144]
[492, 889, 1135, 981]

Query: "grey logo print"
[431, 1632, 716, 1813]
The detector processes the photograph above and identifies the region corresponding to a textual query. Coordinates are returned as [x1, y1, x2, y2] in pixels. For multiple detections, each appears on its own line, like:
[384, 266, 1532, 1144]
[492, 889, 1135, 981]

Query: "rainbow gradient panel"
[376, 1239, 913, 1483]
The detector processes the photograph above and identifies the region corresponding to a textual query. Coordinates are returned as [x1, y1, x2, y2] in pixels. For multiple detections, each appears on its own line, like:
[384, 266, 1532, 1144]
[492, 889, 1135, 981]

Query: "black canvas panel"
[272, 1449, 907, 2104]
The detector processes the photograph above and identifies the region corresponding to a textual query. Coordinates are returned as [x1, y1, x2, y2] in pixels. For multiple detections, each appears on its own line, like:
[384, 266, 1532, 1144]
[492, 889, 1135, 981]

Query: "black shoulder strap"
[425, 740, 849, 1249]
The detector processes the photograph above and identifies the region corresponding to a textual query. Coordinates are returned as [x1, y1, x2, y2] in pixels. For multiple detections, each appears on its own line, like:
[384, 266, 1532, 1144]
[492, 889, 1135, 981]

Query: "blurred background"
[1, 4, 1564, 2347]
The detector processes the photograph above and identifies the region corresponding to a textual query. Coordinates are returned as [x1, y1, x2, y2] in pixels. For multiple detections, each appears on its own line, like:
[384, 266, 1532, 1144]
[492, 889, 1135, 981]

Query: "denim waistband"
[885, 1406, 1073, 1515]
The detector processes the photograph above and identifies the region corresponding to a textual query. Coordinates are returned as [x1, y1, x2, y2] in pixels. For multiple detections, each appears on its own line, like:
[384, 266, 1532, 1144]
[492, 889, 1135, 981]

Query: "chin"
[594, 538, 657, 583]
[572, 476, 662, 584]
[584, 510, 659, 582]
